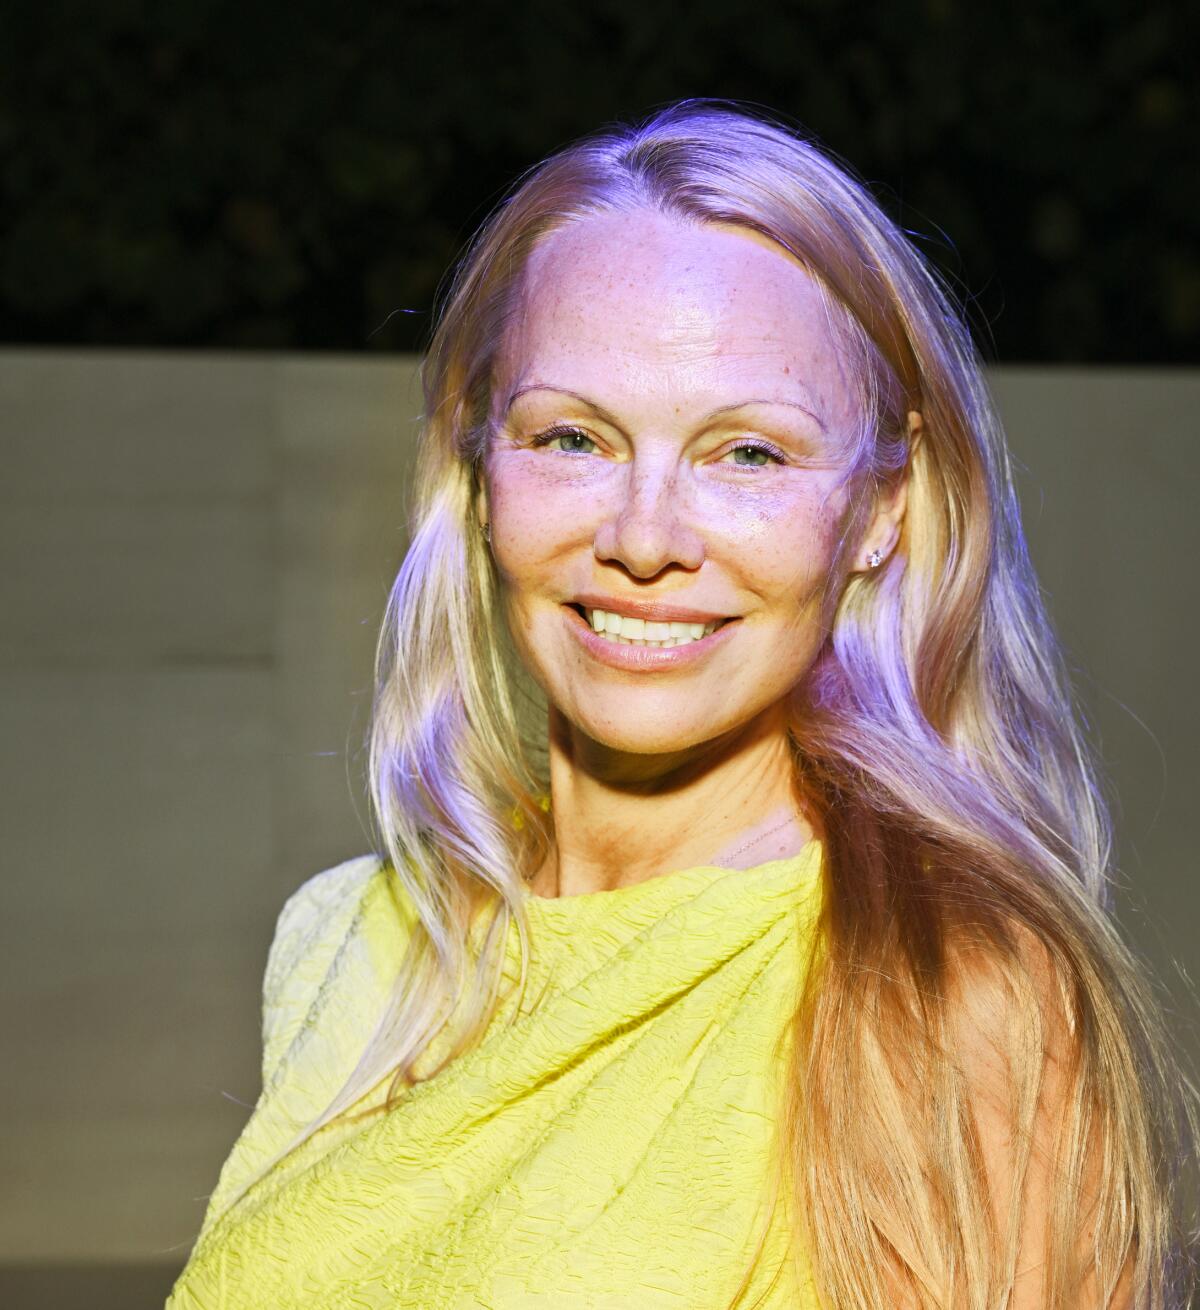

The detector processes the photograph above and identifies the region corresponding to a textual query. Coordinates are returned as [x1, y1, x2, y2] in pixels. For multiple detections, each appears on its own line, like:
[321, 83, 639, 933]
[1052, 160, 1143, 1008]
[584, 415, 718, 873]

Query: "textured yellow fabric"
[167, 842, 826, 1309]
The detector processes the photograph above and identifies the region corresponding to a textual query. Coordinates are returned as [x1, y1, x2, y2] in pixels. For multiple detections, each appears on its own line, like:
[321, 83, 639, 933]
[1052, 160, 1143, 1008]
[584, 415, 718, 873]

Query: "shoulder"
[260, 853, 390, 1083]
[262, 854, 386, 996]
[193, 855, 397, 1237]
[939, 922, 1134, 1306]
[944, 919, 1075, 1084]
[937, 918, 1079, 1167]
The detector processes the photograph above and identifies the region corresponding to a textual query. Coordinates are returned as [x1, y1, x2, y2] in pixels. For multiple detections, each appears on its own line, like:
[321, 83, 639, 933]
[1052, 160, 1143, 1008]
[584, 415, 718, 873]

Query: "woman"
[167, 100, 1197, 1308]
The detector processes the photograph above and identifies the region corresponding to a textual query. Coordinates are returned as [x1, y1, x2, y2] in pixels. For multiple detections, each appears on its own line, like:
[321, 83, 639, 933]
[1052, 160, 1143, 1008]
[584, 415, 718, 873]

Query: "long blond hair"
[231, 100, 1199, 1306]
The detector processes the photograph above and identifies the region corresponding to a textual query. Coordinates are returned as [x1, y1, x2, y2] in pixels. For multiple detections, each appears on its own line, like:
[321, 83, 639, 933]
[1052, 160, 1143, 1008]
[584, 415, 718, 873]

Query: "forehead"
[495, 209, 858, 433]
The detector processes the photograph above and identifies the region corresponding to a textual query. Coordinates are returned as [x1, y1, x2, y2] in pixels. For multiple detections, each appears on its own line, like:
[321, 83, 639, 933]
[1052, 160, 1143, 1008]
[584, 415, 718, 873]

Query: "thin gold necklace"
[723, 812, 805, 864]
[525, 811, 806, 888]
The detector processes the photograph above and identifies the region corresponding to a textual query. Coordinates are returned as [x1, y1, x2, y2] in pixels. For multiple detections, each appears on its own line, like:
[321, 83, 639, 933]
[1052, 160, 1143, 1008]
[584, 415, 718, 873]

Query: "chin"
[563, 699, 738, 756]
[593, 728, 707, 755]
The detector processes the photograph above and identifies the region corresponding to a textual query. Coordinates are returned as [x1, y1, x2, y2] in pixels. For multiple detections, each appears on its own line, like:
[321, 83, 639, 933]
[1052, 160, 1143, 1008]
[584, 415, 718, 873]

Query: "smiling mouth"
[566, 603, 734, 649]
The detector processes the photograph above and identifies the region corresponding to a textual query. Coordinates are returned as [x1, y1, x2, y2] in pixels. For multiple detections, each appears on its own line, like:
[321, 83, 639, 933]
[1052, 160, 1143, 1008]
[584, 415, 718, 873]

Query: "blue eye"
[532, 425, 596, 454]
[724, 440, 785, 467]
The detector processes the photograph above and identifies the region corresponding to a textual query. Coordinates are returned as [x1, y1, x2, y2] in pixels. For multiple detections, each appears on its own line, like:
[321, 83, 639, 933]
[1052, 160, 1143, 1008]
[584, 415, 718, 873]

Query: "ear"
[474, 466, 490, 534]
[850, 410, 922, 575]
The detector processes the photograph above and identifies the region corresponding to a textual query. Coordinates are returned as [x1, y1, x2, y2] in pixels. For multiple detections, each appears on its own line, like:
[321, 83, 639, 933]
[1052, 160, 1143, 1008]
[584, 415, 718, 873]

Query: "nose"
[592, 450, 706, 578]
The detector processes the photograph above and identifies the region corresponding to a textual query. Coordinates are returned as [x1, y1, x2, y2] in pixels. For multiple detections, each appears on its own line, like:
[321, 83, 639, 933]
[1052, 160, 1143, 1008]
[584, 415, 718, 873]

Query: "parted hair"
[225, 100, 1199, 1307]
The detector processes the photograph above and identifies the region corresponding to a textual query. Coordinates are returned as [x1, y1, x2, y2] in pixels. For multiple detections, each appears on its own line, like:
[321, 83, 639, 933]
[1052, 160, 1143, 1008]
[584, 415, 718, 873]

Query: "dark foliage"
[1, 0, 1195, 361]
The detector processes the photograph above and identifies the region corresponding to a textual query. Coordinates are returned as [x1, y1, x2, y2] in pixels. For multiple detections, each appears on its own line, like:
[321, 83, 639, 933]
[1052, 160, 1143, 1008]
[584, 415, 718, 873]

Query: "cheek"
[488, 459, 587, 565]
[484, 455, 605, 628]
[487, 454, 849, 609]
[702, 484, 845, 601]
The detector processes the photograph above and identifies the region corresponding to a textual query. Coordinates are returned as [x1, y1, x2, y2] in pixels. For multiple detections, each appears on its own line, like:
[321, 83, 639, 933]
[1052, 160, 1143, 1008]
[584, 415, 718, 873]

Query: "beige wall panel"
[272, 356, 422, 882]
[0, 352, 273, 670]
[0, 670, 275, 1262]
[994, 367, 1200, 993]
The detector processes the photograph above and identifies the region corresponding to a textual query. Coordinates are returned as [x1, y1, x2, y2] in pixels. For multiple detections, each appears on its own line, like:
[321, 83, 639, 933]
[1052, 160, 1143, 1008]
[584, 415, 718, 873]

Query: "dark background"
[2, 0, 1196, 363]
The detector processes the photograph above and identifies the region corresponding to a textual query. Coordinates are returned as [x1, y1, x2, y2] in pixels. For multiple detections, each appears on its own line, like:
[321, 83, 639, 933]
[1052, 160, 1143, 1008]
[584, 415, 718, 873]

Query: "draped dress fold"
[166, 842, 826, 1309]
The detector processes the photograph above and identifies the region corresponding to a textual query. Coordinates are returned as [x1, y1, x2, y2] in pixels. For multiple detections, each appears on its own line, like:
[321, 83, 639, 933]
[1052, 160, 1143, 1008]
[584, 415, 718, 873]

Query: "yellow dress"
[166, 842, 826, 1309]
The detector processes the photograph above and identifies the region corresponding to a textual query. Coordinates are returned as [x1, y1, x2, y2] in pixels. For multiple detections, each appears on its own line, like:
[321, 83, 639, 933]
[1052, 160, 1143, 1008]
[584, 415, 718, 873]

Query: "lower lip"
[562, 606, 738, 670]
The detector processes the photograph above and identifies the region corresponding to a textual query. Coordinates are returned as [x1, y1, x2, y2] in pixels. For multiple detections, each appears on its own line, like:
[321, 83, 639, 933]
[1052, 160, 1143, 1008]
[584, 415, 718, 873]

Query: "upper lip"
[568, 592, 735, 624]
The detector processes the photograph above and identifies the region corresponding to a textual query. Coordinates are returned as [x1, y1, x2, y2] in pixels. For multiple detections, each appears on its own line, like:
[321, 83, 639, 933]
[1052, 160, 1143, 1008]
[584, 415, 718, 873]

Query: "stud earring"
[482, 521, 491, 544]
[867, 549, 883, 568]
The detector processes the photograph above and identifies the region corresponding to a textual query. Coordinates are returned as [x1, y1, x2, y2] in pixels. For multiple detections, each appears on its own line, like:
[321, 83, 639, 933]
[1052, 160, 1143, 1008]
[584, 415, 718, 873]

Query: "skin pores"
[480, 208, 902, 890]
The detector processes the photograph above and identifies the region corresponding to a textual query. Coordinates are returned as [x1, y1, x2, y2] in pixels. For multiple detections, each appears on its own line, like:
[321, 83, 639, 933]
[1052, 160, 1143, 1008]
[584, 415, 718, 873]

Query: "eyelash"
[724, 438, 788, 467]
[529, 425, 787, 467]
[530, 424, 597, 453]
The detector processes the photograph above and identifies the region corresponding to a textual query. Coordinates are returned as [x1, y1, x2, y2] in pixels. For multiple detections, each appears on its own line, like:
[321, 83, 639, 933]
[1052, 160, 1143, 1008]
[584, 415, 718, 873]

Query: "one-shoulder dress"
[166, 842, 826, 1309]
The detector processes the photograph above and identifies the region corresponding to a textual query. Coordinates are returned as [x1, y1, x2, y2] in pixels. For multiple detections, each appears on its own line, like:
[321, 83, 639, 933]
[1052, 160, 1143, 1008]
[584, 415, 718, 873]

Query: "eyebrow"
[503, 384, 828, 435]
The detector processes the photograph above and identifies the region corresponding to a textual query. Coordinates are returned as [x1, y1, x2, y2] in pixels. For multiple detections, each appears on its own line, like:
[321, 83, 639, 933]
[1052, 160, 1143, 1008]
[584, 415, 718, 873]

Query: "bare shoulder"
[940, 920, 1136, 1309]
[877, 920, 1138, 1307]
[943, 918, 1075, 1079]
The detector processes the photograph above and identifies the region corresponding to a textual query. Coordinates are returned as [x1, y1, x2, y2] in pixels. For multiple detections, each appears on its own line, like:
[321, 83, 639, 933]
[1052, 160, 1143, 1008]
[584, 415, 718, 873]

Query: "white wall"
[1, 351, 1196, 1272]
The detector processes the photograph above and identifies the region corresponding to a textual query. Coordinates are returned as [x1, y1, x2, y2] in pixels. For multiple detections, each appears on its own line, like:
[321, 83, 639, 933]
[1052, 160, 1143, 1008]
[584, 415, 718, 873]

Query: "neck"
[530, 706, 814, 898]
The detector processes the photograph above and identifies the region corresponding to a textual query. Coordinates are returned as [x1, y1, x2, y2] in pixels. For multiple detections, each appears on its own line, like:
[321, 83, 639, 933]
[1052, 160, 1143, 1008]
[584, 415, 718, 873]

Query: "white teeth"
[581, 607, 724, 648]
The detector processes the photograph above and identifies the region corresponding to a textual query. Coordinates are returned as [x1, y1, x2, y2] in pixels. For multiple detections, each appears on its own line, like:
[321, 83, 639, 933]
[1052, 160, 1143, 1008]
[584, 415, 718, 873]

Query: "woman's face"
[483, 208, 885, 758]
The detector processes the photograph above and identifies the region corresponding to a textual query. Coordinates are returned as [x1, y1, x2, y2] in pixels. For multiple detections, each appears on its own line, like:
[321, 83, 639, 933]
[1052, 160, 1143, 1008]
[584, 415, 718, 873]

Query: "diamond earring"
[867, 549, 883, 568]
[482, 521, 491, 543]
